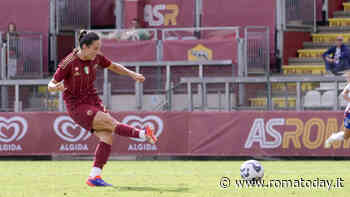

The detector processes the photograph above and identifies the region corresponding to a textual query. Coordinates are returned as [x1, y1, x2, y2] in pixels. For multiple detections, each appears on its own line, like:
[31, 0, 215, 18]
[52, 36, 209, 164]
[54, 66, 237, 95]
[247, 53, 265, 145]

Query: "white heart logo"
[122, 115, 163, 142]
[0, 116, 28, 143]
[54, 116, 91, 142]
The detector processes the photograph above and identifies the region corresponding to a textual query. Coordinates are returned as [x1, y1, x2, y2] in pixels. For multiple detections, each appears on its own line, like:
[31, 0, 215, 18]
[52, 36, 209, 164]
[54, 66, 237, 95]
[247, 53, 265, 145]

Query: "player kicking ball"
[325, 71, 350, 148]
[48, 30, 158, 186]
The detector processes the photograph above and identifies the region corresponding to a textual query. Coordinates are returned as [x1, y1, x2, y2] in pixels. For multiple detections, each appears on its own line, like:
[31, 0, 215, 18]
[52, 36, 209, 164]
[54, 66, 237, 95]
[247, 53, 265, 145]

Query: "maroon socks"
[114, 123, 141, 138]
[93, 141, 112, 169]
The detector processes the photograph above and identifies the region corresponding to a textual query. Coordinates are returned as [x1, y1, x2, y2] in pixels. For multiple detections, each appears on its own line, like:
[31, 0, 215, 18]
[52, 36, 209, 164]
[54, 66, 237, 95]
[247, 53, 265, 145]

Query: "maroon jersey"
[53, 52, 112, 104]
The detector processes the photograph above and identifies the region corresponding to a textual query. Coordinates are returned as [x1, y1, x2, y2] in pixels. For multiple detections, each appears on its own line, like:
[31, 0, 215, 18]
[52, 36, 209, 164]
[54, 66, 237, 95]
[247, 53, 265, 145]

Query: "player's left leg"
[325, 128, 350, 148]
[86, 131, 113, 187]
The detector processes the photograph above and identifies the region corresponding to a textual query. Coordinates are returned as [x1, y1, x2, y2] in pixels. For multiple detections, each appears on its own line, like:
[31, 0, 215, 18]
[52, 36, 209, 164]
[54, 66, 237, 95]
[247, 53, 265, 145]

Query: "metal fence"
[244, 26, 270, 75]
[55, 0, 91, 32]
[6, 32, 43, 79]
[105, 60, 233, 111]
[0, 80, 61, 112]
[0, 33, 4, 79]
[283, 0, 317, 32]
[180, 76, 347, 111]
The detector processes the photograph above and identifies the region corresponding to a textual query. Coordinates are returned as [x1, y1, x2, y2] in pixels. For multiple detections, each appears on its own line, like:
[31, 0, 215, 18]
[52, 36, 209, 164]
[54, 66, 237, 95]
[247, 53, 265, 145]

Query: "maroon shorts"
[65, 97, 107, 132]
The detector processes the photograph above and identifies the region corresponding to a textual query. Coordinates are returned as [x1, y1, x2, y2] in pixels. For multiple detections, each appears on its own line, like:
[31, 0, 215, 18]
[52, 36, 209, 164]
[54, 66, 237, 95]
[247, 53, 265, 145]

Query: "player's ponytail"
[78, 29, 99, 48]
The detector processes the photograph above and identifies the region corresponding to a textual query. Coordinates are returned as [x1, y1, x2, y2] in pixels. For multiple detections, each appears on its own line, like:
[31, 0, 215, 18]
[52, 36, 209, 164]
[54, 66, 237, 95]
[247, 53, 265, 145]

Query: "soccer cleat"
[145, 126, 158, 144]
[86, 176, 113, 187]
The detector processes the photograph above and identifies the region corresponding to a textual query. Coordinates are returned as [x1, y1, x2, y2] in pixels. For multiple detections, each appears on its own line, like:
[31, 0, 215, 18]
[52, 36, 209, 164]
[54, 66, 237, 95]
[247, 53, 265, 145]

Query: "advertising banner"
[0, 111, 348, 157]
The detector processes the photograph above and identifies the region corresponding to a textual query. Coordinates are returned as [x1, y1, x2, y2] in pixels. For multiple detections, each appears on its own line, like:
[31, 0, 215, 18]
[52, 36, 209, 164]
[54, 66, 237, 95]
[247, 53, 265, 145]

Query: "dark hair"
[79, 30, 99, 48]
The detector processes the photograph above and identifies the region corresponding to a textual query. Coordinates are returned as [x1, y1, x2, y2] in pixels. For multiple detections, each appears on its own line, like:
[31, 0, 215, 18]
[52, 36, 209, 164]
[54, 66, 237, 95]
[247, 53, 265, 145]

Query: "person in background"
[120, 18, 151, 41]
[5, 22, 20, 78]
[322, 36, 350, 75]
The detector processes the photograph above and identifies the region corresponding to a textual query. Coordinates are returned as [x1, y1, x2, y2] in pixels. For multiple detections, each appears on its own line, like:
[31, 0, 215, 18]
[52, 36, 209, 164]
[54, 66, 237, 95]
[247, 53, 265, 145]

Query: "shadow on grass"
[112, 186, 190, 193]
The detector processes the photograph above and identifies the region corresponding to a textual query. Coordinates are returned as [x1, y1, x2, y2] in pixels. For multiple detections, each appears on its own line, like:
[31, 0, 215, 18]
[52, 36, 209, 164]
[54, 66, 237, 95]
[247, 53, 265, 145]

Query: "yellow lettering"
[282, 119, 303, 149]
[303, 118, 324, 149]
[164, 4, 179, 26]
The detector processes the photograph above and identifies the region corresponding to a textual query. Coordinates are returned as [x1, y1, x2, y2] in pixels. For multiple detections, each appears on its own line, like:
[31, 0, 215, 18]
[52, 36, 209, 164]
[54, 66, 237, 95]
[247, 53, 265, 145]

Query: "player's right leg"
[92, 111, 157, 144]
[86, 111, 158, 186]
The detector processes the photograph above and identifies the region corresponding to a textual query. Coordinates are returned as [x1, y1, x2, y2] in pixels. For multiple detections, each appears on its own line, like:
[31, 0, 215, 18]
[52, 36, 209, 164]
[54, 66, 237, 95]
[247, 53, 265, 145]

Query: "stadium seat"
[297, 49, 327, 58]
[312, 33, 350, 43]
[319, 82, 347, 90]
[329, 18, 350, 27]
[249, 97, 296, 108]
[343, 2, 350, 11]
[304, 90, 321, 108]
[282, 65, 326, 75]
[321, 90, 337, 107]
[272, 82, 318, 92]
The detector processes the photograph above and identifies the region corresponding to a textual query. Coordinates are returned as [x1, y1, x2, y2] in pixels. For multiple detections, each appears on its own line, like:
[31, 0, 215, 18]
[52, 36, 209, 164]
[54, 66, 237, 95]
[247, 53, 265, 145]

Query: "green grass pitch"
[0, 160, 348, 197]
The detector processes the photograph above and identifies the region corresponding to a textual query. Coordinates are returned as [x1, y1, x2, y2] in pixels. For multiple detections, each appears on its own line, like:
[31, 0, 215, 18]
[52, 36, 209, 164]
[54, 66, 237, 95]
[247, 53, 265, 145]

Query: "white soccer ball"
[240, 160, 264, 181]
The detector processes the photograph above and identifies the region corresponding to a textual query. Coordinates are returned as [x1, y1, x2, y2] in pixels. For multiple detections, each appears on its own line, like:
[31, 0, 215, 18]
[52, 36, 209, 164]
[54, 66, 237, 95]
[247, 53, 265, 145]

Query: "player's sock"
[90, 167, 102, 178]
[114, 123, 145, 139]
[333, 131, 344, 141]
[329, 131, 345, 142]
[92, 141, 112, 176]
[325, 131, 344, 148]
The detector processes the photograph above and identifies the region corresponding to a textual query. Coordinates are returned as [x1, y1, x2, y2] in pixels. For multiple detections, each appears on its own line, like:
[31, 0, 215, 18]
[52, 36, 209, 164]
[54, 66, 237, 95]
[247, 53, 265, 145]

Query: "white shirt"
[343, 83, 350, 112]
[335, 47, 341, 64]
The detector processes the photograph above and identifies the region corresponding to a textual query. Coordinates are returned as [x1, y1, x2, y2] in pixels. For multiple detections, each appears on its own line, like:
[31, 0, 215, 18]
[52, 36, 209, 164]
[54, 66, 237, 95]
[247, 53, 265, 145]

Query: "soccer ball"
[240, 160, 264, 181]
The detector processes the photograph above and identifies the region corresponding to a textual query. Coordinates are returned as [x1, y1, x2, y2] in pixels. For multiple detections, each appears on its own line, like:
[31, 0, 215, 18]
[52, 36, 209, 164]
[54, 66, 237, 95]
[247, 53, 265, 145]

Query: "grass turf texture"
[0, 160, 348, 197]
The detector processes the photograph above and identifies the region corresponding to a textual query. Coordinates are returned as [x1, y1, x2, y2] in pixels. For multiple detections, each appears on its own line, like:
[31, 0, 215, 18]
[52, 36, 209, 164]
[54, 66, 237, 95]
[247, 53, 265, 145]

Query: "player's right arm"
[48, 54, 73, 92]
[48, 79, 66, 92]
[342, 83, 350, 102]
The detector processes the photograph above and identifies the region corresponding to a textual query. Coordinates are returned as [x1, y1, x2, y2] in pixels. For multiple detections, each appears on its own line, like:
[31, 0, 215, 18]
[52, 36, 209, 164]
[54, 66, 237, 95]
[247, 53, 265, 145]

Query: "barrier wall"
[101, 39, 157, 62]
[92, 0, 116, 27]
[163, 39, 237, 63]
[0, 111, 348, 156]
[202, 0, 276, 54]
[0, 0, 49, 74]
[142, 0, 195, 28]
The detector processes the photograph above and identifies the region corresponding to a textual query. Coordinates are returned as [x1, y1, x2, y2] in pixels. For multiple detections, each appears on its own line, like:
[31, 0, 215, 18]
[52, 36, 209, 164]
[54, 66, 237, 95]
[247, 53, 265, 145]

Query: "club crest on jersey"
[84, 66, 89, 74]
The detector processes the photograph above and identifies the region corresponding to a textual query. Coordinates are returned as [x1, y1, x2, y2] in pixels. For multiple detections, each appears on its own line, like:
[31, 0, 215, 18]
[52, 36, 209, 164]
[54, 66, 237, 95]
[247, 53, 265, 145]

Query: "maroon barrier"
[202, 0, 275, 55]
[163, 39, 237, 63]
[0, 0, 49, 73]
[142, 0, 195, 28]
[189, 111, 349, 156]
[91, 0, 116, 28]
[0, 111, 349, 156]
[101, 40, 157, 62]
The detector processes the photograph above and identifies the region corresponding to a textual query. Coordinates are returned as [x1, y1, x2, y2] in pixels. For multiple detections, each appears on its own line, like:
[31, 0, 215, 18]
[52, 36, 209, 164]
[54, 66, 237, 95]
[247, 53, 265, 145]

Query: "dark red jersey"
[53, 52, 112, 103]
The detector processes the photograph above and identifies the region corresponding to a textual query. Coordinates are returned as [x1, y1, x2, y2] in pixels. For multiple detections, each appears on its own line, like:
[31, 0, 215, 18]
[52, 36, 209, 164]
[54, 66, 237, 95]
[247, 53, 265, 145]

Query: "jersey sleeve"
[99, 55, 112, 69]
[53, 63, 71, 82]
[341, 83, 350, 95]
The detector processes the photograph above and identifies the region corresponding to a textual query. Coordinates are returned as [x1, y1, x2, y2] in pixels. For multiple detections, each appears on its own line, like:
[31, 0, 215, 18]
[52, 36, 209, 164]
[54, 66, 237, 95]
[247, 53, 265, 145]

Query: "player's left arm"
[107, 63, 145, 83]
[98, 54, 145, 82]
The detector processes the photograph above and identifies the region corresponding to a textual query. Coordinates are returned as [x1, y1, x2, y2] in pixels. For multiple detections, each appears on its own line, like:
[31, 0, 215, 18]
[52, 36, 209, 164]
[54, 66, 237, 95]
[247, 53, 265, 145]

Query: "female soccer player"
[325, 71, 350, 148]
[48, 30, 157, 187]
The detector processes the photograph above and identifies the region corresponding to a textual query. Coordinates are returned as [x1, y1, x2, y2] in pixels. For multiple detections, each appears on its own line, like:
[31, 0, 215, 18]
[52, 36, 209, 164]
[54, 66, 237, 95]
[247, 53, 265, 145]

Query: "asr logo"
[188, 44, 213, 61]
[144, 4, 179, 26]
